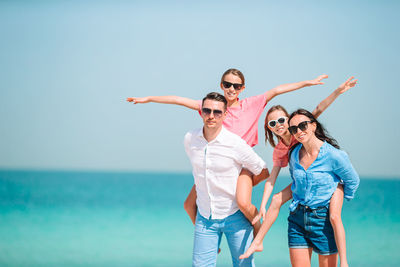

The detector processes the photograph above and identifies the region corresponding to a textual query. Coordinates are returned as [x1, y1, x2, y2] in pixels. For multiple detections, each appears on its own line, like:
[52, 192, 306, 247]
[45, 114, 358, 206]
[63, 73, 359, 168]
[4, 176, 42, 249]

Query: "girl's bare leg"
[318, 253, 338, 267]
[239, 184, 292, 259]
[183, 185, 197, 225]
[236, 169, 263, 236]
[290, 248, 313, 267]
[330, 184, 348, 267]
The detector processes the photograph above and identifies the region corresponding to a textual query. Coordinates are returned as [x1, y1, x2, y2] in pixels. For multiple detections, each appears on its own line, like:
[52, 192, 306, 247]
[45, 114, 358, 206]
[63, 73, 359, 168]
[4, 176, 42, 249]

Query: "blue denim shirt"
[289, 141, 360, 212]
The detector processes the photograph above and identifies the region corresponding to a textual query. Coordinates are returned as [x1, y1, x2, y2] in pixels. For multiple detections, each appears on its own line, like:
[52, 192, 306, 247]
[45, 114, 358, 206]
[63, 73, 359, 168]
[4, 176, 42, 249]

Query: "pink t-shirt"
[198, 93, 268, 147]
[272, 135, 299, 167]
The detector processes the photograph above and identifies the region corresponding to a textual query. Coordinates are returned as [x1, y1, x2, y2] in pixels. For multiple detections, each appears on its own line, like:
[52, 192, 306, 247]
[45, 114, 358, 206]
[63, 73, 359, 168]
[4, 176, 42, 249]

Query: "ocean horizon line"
[0, 168, 399, 180]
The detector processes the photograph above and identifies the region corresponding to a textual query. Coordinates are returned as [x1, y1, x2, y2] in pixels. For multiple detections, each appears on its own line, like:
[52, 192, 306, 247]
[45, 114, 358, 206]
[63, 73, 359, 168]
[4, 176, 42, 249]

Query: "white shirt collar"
[196, 126, 228, 144]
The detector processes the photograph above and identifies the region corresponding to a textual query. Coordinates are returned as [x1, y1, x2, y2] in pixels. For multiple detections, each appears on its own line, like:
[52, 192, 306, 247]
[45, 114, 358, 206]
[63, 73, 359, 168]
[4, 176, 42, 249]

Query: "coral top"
[197, 93, 268, 147]
[272, 135, 299, 167]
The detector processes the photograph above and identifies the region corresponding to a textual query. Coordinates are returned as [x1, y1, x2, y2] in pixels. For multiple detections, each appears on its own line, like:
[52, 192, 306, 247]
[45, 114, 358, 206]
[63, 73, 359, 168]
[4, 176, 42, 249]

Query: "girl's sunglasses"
[288, 121, 312, 135]
[222, 81, 243, 90]
[201, 108, 224, 118]
[268, 116, 288, 128]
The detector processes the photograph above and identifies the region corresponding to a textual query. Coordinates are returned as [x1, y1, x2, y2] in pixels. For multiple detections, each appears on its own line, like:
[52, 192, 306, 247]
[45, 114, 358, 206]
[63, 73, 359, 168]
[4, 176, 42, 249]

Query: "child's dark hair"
[221, 68, 245, 85]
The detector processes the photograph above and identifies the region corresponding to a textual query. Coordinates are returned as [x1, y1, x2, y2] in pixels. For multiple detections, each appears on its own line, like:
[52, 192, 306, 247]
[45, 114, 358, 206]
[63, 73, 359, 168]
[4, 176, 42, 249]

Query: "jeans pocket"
[312, 207, 328, 219]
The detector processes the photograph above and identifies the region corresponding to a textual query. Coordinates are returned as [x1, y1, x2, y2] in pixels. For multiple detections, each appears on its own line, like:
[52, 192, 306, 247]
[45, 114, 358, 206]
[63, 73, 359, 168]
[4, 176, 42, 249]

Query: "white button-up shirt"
[184, 127, 267, 220]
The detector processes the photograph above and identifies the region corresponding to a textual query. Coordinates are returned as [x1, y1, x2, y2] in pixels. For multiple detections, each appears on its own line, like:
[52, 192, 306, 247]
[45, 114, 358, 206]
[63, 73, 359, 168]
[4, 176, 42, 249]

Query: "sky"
[0, 0, 399, 178]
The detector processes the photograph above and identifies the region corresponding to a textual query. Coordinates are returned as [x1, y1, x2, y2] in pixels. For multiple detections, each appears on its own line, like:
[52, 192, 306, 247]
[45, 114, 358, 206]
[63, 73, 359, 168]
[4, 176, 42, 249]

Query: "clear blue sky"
[0, 0, 399, 177]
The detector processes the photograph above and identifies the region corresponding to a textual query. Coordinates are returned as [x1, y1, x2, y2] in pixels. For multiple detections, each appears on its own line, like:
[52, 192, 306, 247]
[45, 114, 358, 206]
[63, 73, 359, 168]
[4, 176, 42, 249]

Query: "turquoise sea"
[0, 170, 399, 267]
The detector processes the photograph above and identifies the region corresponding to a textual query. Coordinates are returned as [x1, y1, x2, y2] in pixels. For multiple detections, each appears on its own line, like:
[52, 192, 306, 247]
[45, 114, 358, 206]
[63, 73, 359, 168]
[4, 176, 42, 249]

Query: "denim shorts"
[288, 204, 338, 255]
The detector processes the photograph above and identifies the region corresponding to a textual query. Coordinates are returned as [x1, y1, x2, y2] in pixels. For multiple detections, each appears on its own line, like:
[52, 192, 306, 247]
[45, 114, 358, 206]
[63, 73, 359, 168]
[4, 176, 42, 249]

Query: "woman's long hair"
[288, 109, 340, 149]
[264, 105, 290, 147]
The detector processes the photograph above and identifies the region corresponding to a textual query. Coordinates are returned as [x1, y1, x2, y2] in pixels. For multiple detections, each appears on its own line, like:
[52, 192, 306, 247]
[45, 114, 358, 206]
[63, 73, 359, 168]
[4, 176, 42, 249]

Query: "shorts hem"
[289, 244, 338, 255]
[288, 244, 310, 249]
[313, 249, 338, 256]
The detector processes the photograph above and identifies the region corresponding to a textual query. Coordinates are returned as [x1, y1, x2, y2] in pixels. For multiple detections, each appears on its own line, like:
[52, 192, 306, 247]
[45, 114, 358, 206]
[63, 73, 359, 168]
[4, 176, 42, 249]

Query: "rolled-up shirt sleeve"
[237, 140, 267, 175]
[333, 151, 360, 200]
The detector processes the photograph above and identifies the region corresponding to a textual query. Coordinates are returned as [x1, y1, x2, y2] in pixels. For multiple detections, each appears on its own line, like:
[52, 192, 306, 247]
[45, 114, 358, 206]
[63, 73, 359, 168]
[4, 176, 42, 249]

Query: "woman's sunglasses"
[268, 116, 288, 128]
[201, 108, 224, 118]
[222, 81, 243, 90]
[288, 121, 312, 135]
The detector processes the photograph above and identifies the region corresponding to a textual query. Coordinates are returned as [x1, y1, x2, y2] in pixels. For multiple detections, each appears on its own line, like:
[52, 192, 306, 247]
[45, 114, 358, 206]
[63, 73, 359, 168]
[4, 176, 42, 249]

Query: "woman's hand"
[336, 76, 358, 94]
[126, 97, 150, 104]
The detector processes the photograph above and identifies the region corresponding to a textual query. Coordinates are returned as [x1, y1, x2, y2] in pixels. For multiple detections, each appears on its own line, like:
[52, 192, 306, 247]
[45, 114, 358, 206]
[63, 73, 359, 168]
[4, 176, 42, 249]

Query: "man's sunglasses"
[222, 81, 243, 90]
[268, 116, 288, 128]
[201, 108, 224, 118]
[288, 121, 312, 135]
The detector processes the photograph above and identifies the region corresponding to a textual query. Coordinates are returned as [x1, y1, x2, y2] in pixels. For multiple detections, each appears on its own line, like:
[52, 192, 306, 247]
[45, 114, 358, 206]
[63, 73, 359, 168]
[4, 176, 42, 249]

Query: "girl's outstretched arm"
[312, 76, 358, 118]
[126, 95, 199, 110]
[252, 166, 281, 223]
[264, 74, 328, 103]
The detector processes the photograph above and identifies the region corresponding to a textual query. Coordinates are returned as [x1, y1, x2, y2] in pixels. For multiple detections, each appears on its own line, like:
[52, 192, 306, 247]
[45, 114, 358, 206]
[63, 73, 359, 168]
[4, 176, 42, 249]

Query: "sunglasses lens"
[288, 126, 297, 135]
[298, 121, 309, 131]
[223, 81, 242, 90]
[202, 108, 223, 117]
[277, 117, 286, 124]
[202, 108, 211, 115]
[268, 121, 276, 127]
[233, 84, 242, 90]
[213, 110, 223, 117]
[222, 81, 232, 88]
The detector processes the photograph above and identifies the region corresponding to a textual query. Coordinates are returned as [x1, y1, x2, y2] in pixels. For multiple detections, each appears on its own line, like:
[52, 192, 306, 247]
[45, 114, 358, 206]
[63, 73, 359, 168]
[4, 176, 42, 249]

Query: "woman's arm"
[264, 74, 328, 103]
[126, 95, 199, 110]
[312, 76, 358, 118]
[252, 166, 281, 223]
[333, 151, 360, 200]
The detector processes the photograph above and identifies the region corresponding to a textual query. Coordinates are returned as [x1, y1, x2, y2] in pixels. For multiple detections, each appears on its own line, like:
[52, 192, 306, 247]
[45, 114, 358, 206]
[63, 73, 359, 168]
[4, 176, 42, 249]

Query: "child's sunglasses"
[268, 117, 288, 128]
[222, 81, 243, 90]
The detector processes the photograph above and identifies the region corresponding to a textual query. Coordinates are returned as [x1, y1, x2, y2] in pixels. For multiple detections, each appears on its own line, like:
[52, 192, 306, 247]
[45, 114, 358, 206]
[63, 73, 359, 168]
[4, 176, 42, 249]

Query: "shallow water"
[0, 170, 398, 266]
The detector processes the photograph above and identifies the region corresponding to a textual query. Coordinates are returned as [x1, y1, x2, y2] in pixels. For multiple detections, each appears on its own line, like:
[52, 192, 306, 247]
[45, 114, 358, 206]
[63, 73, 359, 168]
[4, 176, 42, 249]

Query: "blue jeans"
[288, 204, 338, 255]
[193, 210, 255, 267]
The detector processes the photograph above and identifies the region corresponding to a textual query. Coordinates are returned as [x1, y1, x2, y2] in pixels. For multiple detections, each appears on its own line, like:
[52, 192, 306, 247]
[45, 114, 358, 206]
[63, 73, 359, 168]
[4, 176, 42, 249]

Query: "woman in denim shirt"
[239, 77, 357, 267]
[285, 109, 359, 267]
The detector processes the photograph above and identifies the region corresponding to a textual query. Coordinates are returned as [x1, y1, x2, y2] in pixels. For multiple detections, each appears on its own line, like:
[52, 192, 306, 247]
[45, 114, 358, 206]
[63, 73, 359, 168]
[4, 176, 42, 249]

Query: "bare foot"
[239, 240, 263, 259]
[339, 262, 348, 267]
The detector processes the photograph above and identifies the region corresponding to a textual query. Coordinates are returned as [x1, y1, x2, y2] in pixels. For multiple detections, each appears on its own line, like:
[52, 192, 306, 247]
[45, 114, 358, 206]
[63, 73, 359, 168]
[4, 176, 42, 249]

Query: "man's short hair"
[202, 92, 227, 110]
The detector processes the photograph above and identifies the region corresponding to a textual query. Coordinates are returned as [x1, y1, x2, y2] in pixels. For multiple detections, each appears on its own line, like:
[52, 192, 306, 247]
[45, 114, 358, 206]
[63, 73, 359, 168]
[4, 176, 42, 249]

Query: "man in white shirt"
[184, 92, 269, 267]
